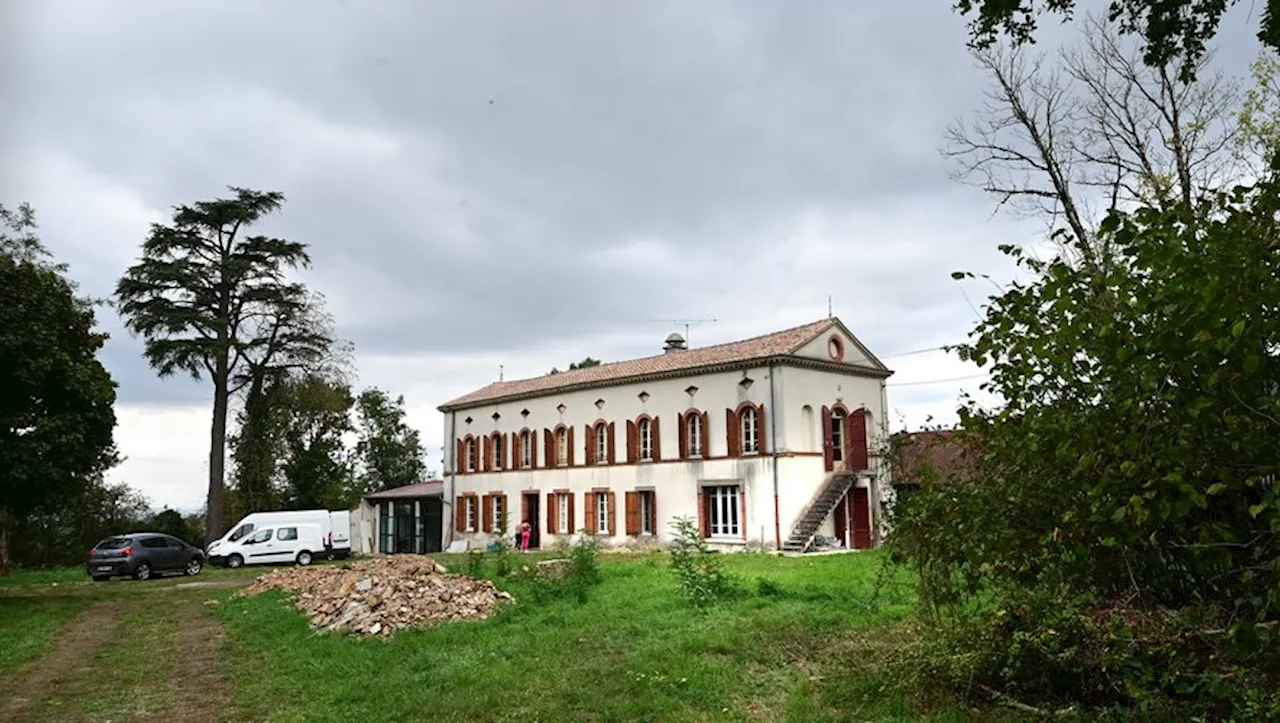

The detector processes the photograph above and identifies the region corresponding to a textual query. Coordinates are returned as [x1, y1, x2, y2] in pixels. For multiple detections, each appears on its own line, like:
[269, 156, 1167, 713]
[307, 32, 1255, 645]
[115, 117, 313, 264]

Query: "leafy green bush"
[886, 177, 1280, 719]
[669, 516, 741, 609]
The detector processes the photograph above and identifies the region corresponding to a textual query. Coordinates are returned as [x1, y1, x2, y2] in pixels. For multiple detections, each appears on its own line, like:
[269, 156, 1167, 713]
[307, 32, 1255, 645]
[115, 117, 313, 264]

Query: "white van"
[207, 509, 351, 566]
[219, 523, 326, 568]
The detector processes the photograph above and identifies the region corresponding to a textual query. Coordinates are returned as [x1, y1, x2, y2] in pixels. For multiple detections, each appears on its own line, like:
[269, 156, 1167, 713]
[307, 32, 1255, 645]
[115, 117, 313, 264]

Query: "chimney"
[663, 332, 688, 354]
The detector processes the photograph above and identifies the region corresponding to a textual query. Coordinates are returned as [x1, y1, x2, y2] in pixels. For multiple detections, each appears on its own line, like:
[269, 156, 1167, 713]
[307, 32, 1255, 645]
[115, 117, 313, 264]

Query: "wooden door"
[851, 487, 872, 549]
[833, 493, 848, 548]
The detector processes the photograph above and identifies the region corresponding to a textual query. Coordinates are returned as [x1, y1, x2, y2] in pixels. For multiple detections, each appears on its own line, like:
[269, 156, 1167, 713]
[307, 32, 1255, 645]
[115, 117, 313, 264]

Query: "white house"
[437, 317, 893, 553]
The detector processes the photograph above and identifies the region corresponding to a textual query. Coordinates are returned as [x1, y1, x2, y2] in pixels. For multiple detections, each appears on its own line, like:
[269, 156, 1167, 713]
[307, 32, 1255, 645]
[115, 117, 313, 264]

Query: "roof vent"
[663, 332, 688, 353]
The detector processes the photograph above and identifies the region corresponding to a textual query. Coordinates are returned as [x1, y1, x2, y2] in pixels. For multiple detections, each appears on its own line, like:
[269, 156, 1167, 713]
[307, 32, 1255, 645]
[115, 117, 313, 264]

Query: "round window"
[827, 336, 845, 361]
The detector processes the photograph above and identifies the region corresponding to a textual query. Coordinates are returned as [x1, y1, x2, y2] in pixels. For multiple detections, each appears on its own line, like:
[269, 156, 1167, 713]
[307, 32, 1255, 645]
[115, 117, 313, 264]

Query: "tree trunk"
[207, 373, 230, 545]
[0, 512, 11, 576]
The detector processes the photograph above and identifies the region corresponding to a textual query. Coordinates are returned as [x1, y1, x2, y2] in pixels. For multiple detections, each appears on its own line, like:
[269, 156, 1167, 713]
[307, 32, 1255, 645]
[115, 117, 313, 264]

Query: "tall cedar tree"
[0, 204, 118, 573]
[354, 388, 425, 494]
[954, 0, 1280, 81]
[115, 188, 329, 541]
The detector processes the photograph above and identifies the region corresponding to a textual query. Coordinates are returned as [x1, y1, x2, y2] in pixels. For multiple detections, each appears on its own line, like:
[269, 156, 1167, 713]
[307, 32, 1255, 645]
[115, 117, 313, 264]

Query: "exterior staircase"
[781, 471, 856, 553]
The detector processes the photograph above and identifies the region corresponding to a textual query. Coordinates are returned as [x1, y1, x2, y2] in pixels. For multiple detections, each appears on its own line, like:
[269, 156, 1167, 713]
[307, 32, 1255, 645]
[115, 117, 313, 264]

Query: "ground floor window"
[596, 492, 609, 535]
[639, 491, 654, 535]
[557, 493, 571, 534]
[465, 497, 477, 532]
[707, 485, 741, 538]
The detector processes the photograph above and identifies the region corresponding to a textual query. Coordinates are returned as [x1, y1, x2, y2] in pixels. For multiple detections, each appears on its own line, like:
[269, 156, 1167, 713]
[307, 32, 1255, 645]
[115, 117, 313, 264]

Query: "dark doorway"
[419, 497, 443, 553]
[521, 493, 541, 549]
[394, 501, 415, 553]
[834, 495, 848, 548]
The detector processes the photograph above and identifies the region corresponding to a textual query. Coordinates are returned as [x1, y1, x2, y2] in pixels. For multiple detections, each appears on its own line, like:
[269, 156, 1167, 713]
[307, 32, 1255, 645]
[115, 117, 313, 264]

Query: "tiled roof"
[363, 480, 444, 501]
[893, 430, 977, 484]
[439, 317, 886, 411]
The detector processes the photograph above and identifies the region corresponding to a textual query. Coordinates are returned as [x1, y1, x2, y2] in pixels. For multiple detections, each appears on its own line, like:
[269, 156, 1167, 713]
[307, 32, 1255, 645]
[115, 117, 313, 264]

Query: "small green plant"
[564, 531, 602, 603]
[464, 549, 485, 578]
[754, 576, 788, 598]
[669, 516, 740, 609]
[491, 508, 513, 578]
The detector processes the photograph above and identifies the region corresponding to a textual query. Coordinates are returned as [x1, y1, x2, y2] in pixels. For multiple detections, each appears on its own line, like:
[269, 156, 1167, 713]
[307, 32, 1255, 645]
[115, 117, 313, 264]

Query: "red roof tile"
[893, 429, 977, 484]
[438, 317, 887, 411]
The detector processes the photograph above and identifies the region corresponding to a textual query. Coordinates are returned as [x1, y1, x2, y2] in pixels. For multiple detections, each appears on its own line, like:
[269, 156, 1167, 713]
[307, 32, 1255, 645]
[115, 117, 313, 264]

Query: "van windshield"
[228, 524, 255, 542]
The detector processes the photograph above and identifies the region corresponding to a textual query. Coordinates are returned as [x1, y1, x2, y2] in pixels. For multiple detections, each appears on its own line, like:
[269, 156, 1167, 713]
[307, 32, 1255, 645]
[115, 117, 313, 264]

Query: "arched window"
[520, 430, 532, 468]
[595, 422, 609, 464]
[830, 408, 845, 463]
[687, 413, 703, 457]
[741, 407, 759, 454]
[556, 427, 568, 466]
[639, 418, 653, 460]
[465, 437, 477, 472]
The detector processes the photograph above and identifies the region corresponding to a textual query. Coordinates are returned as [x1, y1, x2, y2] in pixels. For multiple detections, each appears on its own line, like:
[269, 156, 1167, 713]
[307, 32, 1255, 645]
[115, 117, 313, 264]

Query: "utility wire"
[878, 344, 955, 359]
[886, 373, 988, 387]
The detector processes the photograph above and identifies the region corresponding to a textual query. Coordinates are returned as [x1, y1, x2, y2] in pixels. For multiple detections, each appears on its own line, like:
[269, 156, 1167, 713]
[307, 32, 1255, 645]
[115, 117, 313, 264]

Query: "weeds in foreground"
[669, 516, 741, 609]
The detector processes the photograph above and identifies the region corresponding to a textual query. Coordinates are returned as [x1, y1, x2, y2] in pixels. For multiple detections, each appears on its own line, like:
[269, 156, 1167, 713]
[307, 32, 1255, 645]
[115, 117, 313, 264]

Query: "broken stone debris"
[237, 555, 513, 637]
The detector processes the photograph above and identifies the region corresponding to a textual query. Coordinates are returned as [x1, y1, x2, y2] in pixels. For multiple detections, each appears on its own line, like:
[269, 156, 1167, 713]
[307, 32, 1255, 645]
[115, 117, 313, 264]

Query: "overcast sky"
[1, 0, 1263, 512]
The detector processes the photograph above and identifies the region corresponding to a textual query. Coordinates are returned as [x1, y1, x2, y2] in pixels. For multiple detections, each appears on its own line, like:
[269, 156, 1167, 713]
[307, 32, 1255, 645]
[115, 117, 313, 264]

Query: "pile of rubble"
[237, 555, 513, 637]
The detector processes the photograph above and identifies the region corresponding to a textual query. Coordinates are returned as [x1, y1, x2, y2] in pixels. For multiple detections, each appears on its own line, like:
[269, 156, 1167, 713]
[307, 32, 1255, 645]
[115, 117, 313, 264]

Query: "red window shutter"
[849, 409, 869, 470]
[482, 436, 492, 472]
[546, 493, 557, 534]
[740, 489, 748, 540]
[607, 422, 616, 464]
[821, 406, 834, 472]
[626, 420, 637, 463]
[530, 431, 538, 468]
[455, 497, 466, 532]
[501, 433, 509, 469]
[677, 413, 688, 459]
[567, 426, 576, 466]
[700, 411, 710, 458]
[482, 494, 493, 532]
[584, 493, 598, 534]
[584, 424, 595, 465]
[456, 439, 465, 473]
[651, 417, 662, 460]
[697, 490, 709, 537]
[625, 491, 639, 535]
[607, 492, 617, 536]
[756, 404, 766, 454]
[568, 494, 576, 534]
[649, 491, 658, 534]
[726, 409, 742, 457]
[511, 433, 520, 469]
[544, 429, 554, 468]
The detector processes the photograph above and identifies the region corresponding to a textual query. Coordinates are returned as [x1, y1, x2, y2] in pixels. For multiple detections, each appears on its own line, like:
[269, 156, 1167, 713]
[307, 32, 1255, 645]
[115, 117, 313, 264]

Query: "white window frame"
[465, 497, 477, 532]
[741, 408, 759, 454]
[830, 410, 844, 462]
[491, 495, 503, 530]
[639, 490, 654, 535]
[639, 418, 653, 460]
[596, 424, 608, 464]
[687, 414, 702, 457]
[557, 492, 570, 534]
[596, 492, 609, 534]
[492, 434, 502, 470]
[466, 438, 476, 472]
[520, 431, 532, 468]
[707, 485, 741, 538]
[556, 428, 568, 466]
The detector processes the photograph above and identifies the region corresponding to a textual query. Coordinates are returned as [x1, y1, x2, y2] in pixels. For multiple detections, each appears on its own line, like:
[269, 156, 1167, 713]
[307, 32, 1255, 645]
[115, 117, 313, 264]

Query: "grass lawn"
[219, 551, 987, 722]
[0, 552, 1025, 721]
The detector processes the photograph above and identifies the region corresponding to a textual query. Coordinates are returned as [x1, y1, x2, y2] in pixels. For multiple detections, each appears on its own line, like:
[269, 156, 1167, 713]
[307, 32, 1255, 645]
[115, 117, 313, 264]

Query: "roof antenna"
[827, 295, 833, 319]
[649, 318, 718, 345]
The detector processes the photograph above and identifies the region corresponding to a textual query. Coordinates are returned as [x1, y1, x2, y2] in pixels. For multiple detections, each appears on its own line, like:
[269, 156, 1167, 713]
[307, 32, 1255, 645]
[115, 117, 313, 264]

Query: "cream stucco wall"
[441, 355, 890, 551]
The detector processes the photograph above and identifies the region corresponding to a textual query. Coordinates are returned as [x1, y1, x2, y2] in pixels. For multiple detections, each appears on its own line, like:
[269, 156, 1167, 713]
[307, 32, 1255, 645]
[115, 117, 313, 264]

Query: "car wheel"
[134, 562, 152, 581]
[92, 575, 109, 582]
[296, 550, 313, 566]
[185, 557, 203, 576]
[227, 554, 244, 569]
